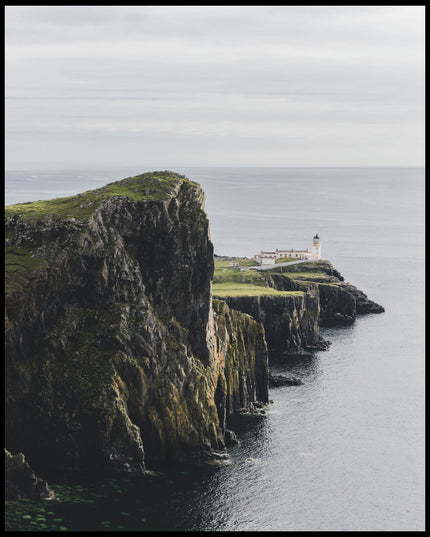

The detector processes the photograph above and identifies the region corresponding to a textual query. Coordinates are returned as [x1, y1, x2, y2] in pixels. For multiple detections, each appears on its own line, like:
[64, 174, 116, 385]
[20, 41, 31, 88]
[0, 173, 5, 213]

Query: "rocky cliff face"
[212, 299, 269, 415]
[222, 290, 328, 353]
[317, 279, 384, 326]
[5, 172, 269, 477]
[5, 449, 55, 501]
[217, 260, 384, 353]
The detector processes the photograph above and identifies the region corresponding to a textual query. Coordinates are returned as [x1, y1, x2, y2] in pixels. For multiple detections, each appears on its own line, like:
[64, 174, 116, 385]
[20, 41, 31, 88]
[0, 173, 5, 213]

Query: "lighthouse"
[312, 234, 321, 259]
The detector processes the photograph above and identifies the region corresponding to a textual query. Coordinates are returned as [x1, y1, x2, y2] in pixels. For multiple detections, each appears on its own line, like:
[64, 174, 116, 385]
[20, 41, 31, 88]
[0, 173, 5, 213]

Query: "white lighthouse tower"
[312, 234, 322, 259]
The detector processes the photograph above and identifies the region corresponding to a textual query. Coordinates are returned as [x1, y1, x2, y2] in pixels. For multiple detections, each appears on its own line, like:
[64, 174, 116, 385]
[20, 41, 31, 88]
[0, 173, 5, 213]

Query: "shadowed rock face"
[318, 280, 385, 325]
[5, 171, 269, 477]
[217, 260, 384, 353]
[222, 292, 328, 353]
[5, 449, 55, 500]
[213, 299, 269, 415]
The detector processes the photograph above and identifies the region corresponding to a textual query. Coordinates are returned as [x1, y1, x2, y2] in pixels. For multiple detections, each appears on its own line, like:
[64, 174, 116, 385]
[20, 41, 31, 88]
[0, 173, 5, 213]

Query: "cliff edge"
[213, 258, 384, 353]
[5, 171, 268, 477]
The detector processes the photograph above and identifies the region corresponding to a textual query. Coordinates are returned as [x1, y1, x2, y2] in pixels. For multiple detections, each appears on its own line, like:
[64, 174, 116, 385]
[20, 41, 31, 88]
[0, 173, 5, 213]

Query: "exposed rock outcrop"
[216, 260, 384, 353]
[269, 373, 303, 387]
[318, 283, 357, 325]
[213, 299, 269, 417]
[5, 449, 54, 501]
[221, 290, 329, 353]
[5, 171, 269, 477]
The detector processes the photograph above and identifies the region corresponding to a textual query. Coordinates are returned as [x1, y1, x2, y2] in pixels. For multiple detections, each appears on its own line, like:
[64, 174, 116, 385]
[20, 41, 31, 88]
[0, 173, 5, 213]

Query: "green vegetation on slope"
[5, 245, 48, 291]
[266, 260, 342, 289]
[4, 172, 194, 291]
[269, 261, 328, 273]
[265, 261, 341, 285]
[212, 282, 304, 297]
[273, 271, 332, 281]
[213, 258, 304, 297]
[4, 172, 189, 223]
[275, 257, 298, 264]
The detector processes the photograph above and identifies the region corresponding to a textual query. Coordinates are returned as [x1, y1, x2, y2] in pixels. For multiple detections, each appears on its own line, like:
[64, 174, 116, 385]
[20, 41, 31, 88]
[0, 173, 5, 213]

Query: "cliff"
[270, 260, 385, 326]
[212, 299, 269, 415]
[213, 259, 384, 353]
[5, 171, 269, 477]
[222, 291, 328, 353]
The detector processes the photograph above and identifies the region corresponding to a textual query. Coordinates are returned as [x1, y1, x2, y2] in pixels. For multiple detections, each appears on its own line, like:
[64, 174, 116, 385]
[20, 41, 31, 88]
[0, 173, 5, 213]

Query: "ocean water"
[5, 167, 425, 531]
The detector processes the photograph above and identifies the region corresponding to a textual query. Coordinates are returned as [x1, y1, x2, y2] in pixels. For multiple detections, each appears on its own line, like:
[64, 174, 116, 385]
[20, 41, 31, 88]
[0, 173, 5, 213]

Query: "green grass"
[5, 196, 98, 223]
[275, 257, 299, 264]
[4, 172, 186, 223]
[214, 258, 256, 270]
[5, 246, 47, 273]
[212, 257, 341, 297]
[213, 259, 331, 287]
[274, 261, 326, 272]
[214, 260, 266, 286]
[266, 260, 336, 282]
[274, 271, 332, 281]
[212, 282, 304, 297]
[5, 245, 48, 291]
[4, 172, 199, 293]
[213, 258, 305, 297]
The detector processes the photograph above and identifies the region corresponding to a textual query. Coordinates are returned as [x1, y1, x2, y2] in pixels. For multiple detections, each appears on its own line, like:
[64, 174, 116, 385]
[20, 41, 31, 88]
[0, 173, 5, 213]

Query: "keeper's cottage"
[254, 234, 322, 266]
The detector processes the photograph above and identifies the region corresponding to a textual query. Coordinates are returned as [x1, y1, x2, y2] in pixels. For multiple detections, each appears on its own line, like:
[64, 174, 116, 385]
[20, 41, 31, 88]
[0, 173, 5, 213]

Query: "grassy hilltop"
[4, 171, 201, 293]
[4, 172, 195, 223]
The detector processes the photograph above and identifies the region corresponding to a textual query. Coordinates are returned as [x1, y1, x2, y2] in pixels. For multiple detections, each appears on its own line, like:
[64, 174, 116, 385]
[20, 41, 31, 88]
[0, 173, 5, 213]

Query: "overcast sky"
[5, 5, 425, 169]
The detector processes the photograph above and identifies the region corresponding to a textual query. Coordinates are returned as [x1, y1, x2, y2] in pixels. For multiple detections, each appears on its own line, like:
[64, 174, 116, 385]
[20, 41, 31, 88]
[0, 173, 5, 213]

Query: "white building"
[312, 234, 321, 259]
[254, 251, 277, 265]
[254, 234, 322, 265]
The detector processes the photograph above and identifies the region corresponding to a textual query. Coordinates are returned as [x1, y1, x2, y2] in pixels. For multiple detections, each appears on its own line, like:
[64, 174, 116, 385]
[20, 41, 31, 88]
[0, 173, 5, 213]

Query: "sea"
[4, 167, 425, 532]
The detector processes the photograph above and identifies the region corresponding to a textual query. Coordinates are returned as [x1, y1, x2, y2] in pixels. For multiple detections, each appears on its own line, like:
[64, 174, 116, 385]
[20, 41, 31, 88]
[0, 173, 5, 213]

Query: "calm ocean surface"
[5, 167, 425, 531]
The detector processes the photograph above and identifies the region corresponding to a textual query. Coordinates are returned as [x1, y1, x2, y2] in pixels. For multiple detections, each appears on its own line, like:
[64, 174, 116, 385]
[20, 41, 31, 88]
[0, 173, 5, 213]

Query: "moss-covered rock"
[5, 171, 268, 476]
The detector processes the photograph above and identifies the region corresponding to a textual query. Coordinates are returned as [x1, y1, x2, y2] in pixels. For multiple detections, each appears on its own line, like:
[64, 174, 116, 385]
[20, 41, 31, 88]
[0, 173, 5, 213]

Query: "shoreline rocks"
[5, 449, 55, 501]
[234, 400, 270, 415]
[269, 373, 303, 387]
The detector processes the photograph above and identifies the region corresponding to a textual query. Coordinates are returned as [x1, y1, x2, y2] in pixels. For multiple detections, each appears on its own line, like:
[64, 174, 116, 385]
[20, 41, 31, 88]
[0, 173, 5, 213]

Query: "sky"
[5, 5, 425, 169]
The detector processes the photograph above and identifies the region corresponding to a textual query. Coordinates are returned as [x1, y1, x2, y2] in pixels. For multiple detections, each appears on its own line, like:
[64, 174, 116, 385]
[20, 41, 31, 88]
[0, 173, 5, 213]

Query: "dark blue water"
[5, 167, 425, 531]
